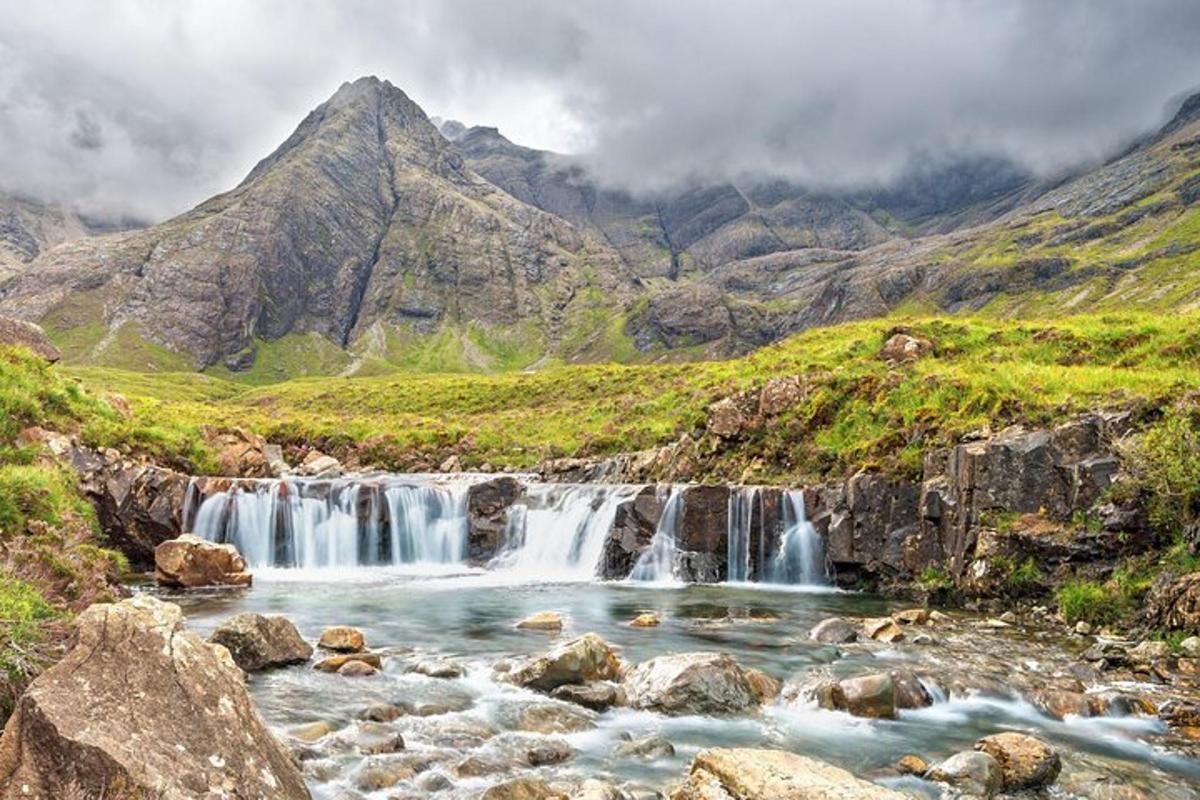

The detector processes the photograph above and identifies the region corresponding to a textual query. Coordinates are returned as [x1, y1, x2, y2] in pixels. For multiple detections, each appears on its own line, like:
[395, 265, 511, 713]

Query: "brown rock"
[862, 617, 904, 643]
[707, 398, 748, 439]
[319, 625, 366, 652]
[550, 681, 625, 711]
[624, 652, 760, 716]
[153, 533, 252, 588]
[509, 633, 623, 692]
[629, 612, 661, 627]
[832, 674, 896, 719]
[892, 608, 929, 625]
[339, 660, 379, 677]
[745, 668, 782, 704]
[809, 617, 860, 644]
[669, 748, 907, 799]
[0, 596, 307, 799]
[314, 652, 383, 672]
[880, 333, 933, 363]
[515, 703, 597, 734]
[516, 611, 563, 631]
[482, 778, 569, 800]
[208, 612, 312, 671]
[0, 316, 60, 362]
[975, 732, 1061, 790]
[895, 754, 927, 775]
[759, 376, 803, 417]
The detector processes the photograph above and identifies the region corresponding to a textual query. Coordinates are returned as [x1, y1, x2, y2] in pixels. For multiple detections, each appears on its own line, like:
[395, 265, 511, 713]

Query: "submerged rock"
[550, 681, 625, 711]
[629, 612, 661, 627]
[624, 652, 762, 715]
[975, 732, 1060, 790]
[809, 617, 860, 644]
[0, 595, 308, 799]
[509, 633, 623, 692]
[516, 611, 564, 631]
[339, 660, 379, 677]
[669, 748, 907, 799]
[613, 734, 675, 760]
[208, 612, 312, 671]
[153, 533, 252, 588]
[927, 750, 1003, 797]
[409, 657, 465, 679]
[319, 625, 366, 652]
[314, 652, 383, 672]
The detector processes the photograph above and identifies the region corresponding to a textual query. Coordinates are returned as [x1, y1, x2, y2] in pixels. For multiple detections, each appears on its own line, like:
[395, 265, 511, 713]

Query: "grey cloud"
[1, 0, 1199, 220]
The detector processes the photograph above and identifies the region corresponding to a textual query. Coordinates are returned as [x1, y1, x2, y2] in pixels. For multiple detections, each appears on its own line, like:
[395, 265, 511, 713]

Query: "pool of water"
[164, 568, 1200, 799]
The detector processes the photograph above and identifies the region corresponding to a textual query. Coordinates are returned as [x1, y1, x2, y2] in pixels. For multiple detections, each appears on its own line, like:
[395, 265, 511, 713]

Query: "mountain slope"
[0, 193, 130, 283]
[0, 78, 634, 372]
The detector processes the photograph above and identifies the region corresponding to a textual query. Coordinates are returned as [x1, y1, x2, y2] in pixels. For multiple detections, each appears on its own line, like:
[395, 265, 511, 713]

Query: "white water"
[629, 486, 684, 583]
[726, 486, 761, 582]
[768, 490, 829, 585]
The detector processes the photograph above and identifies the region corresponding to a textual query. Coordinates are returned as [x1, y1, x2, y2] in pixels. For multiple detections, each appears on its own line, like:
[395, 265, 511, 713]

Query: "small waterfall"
[491, 484, 640, 580]
[767, 490, 829, 585]
[726, 486, 764, 583]
[630, 486, 684, 583]
[384, 485, 469, 565]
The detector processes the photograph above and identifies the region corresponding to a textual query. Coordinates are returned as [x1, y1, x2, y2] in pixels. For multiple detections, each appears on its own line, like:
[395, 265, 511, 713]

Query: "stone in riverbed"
[623, 652, 761, 715]
[354, 755, 415, 791]
[828, 673, 896, 719]
[319, 625, 366, 652]
[314, 652, 383, 672]
[975, 732, 1060, 790]
[516, 611, 564, 631]
[745, 668, 782, 703]
[526, 739, 573, 766]
[669, 747, 908, 799]
[630, 612, 662, 627]
[208, 612, 312, 671]
[889, 669, 933, 709]
[339, 660, 379, 677]
[0, 595, 307, 799]
[809, 617, 860, 644]
[892, 607, 930, 625]
[926, 750, 1003, 797]
[614, 734, 675, 760]
[410, 657, 465, 678]
[862, 617, 904, 643]
[482, 778, 568, 800]
[359, 702, 415, 721]
[154, 533, 252, 588]
[508, 633, 623, 692]
[895, 754, 928, 775]
[355, 722, 405, 755]
[516, 702, 598, 734]
[551, 680, 625, 711]
[290, 719, 337, 743]
[572, 779, 630, 800]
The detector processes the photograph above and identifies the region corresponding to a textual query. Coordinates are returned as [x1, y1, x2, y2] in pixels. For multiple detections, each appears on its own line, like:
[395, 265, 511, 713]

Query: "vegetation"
[1055, 580, 1124, 626]
[1119, 402, 1200, 534]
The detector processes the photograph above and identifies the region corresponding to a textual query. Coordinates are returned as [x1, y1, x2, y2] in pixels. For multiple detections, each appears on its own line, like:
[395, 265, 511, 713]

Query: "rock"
[891, 608, 929, 625]
[509, 633, 623, 692]
[809, 617, 859, 644]
[975, 732, 1061, 790]
[355, 723, 405, 755]
[410, 657, 465, 678]
[298, 450, 343, 477]
[600, 486, 667, 578]
[339, 660, 379, 677]
[354, 756, 415, 791]
[927, 751, 1003, 797]
[550, 681, 625, 711]
[290, 720, 337, 743]
[669, 748, 907, 799]
[759, 376, 803, 417]
[0, 316, 60, 362]
[831, 674, 896, 719]
[359, 702, 413, 722]
[208, 612, 313, 671]
[516, 611, 564, 631]
[707, 398, 748, 439]
[624, 652, 760, 716]
[745, 668, 782, 703]
[614, 734, 675, 760]
[880, 333, 933, 363]
[319, 625, 366, 652]
[0, 595, 307, 799]
[1181, 636, 1200, 657]
[1030, 688, 1096, 719]
[468, 476, 525, 561]
[203, 427, 277, 478]
[516, 702, 597, 734]
[895, 754, 928, 775]
[629, 612, 661, 627]
[482, 778, 568, 799]
[572, 780, 630, 800]
[314, 652, 383, 672]
[1129, 640, 1171, 663]
[527, 739, 573, 767]
[1075, 620, 1093, 635]
[862, 617, 904, 643]
[153, 533, 252, 588]
[889, 670, 932, 710]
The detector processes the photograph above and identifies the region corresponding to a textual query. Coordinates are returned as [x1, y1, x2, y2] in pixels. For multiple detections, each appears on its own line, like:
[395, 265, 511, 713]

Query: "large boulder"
[600, 486, 666, 579]
[467, 476, 524, 562]
[926, 751, 1003, 797]
[0, 595, 308, 799]
[509, 633, 623, 692]
[1145, 571, 1200, 631]
[974, 732, 1060, 790]
[669, 748, 907, 799]
[624, 652, 763, 716]
[154, 534, 252, 588]
[208, 612, 313, 671]
[827, 674, 896, 719]
[0, 316, 60, 362]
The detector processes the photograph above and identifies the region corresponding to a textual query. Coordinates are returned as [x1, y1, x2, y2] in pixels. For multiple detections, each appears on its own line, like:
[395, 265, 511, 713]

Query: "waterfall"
[629, 486, 684, 583]
[726, 487, 764, 583]
[767, 490, 829, 585]
[491, 484, 641, 580]
[384, 485, 469, 565]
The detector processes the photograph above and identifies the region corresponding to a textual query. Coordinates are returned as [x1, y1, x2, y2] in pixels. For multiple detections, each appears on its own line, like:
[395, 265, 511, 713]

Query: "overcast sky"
[2, 0, 1199, 221]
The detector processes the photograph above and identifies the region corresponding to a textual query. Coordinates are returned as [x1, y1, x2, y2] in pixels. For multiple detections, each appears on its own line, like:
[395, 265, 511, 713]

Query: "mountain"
[0, 192, 134, 282]
[0, 78, 634, 372]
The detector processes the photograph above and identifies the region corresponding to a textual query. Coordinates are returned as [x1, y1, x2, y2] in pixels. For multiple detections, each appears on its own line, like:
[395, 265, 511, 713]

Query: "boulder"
[0, 316, 60, 362]
[468, 476, 524, 561]
[629, 612, 661, 627]
[669, 748, 907, 800]
[319, 625, 365, 652]
[409, 657, 465, 679]
[892, 608, 929, 625]
[509, 633, 623, 692]
[707, 398, 748, 439]
[0, 595, 308, 799]
[297, 451, 342, 477]
[975, 732, 1060, 790]
[1129, 640, 1171, 663]
[862, 617, 904, 643]
[482, 779, 568, 800]
[926, 751, 1003, 797]
[600, 486, 667, 579]
[550, 681, 625, 711]
[880, 333, 933, 363]
[830, 674, 896, 720]
[154, 533, 252, 588]
[745, 668, 782, 703]
[515, 703, 597, 734]
[339, 660, 378, 677]
[572, 780, 630, 800]
[759, 376, 803, 417]
[516, 611, 564, 631]
[314, 653, 383, 672]
[208, 612, 313, 671]
[809, 617, 859, 644]
[202, 427, 277, 478]
[526, 739, 573, 766]
[889, 670, 933, 710]
[624, 652, 760, 716]
[613, 734, 675, 760]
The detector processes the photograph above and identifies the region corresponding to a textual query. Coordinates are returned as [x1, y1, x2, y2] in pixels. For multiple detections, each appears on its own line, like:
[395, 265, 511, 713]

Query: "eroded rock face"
[154, 534, 252, 588]
[624, 652, 762, 716]
[0, 595, 309, 799]
[468, 477, 524, 562]
[208, 612, 313, 671]
[0, 316, 60, 362]
[1146, 571, 1200, 632]
[669, 748, 907, 800]
[600, 486, 667, 579]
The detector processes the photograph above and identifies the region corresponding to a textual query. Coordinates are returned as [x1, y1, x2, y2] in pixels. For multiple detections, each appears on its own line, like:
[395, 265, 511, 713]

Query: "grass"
[0, 575, 59, 717]
[1055, 580, 1123, 626]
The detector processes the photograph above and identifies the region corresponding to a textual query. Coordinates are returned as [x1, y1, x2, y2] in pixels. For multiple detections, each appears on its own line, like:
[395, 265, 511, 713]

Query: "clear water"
[166, 571, 1200, 799]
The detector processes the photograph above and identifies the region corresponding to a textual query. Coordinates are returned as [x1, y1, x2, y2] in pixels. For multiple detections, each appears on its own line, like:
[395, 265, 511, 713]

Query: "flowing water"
[173, 474, 1200, 798]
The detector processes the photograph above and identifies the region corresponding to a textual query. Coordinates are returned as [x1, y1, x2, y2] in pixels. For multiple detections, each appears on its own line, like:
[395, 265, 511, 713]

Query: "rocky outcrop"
[154, 534, 252, 588]
[600, 486, 668, 579]
[1145, 571, 1200, 632]
[208, 612, 312, 671]
[0, 316, 59, 362]
[623, 652, 765, 716]
[468, 476, 524, 562]
[669, 748, 906, 800]
[0, 595, 308, 799]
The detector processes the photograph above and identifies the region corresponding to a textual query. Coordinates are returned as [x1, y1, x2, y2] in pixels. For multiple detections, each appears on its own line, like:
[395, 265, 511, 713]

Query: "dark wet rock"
[154, 533, 252, 588]
[674, 551, 725, 583]
[613, 734, 675, 760]
[0, 596, 308, 799]
[208, 612, 313, 671]
[509, 633, 623, 692]
[975, 732, 1060, 790]
[890, 670, 933, 710]
[468, 477, 525, 561]
[828, 673, 896, 720]
[624, 652, 760, 715]
[601, 486, 667, 579]
[669, 747, 908, 799]
[809, 617, 860, 644]
[926, 750, 1003, 797]
[550, 681, 625, 711]
[526, 739, 573, 766]
[319, 625, 366, 652]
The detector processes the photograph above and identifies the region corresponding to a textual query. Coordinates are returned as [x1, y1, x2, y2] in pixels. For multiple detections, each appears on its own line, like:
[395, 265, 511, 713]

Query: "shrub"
[1121, 404, 1200, 533]
[0, 575, 60, 718]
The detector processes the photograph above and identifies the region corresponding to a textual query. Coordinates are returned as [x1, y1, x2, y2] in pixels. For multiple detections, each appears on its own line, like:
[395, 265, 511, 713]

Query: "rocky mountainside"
[0, 192, 131, 283]
[1, 78, 1198, 375]
[0, 78, 633, 371]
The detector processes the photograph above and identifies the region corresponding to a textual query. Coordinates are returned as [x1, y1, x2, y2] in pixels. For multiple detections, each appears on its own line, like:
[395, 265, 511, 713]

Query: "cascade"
[629, 486, 684, 583]
[766, 490, 829, 585]
[726, 486, 764, 583]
